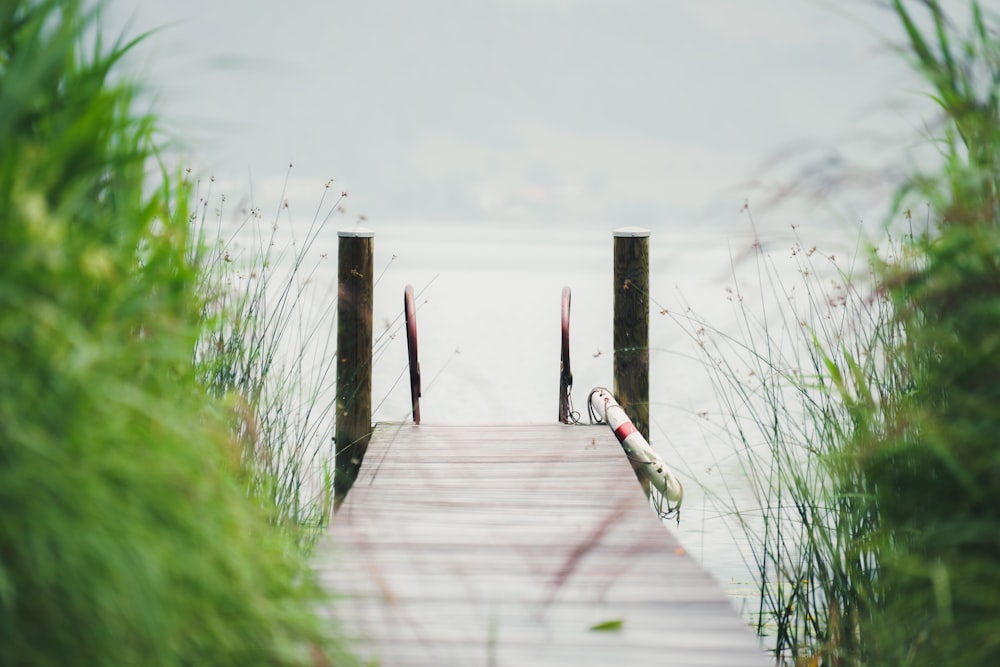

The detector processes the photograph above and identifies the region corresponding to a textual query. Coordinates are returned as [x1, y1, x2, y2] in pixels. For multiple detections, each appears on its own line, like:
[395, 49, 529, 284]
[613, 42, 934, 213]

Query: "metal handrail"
[404, 285, 421, 424]
[558, 286, 573, 423]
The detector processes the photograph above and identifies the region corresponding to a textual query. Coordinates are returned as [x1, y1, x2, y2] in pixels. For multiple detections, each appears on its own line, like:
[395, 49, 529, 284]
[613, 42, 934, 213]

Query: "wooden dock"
[317, 423, 770, 666]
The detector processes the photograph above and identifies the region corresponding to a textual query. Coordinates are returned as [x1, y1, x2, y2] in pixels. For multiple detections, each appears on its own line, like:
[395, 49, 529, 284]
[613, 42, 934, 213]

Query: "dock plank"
[317, 423, 769, 666]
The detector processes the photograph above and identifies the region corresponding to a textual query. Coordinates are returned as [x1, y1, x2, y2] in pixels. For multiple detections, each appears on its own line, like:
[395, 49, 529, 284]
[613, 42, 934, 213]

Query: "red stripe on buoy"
[613, 421, 637, 443]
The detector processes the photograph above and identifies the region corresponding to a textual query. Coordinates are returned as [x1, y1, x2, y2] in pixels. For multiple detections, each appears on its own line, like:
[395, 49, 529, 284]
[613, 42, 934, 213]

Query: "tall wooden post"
[613, 227, 650, 441]
[335, 228, 374, 507]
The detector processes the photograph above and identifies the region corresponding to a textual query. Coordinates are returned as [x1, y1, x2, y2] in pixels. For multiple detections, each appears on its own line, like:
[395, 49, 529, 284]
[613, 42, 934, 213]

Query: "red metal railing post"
[558, 286, 573, 423]
[404, 285, 421, 424]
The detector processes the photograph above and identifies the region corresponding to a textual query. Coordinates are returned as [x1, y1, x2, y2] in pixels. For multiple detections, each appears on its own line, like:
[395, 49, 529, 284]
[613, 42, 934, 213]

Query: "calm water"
[235, 214, 864, 619]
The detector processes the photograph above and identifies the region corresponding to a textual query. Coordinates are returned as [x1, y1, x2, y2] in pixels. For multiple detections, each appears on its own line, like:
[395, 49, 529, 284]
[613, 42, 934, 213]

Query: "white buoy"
[589, 387, 683, 508]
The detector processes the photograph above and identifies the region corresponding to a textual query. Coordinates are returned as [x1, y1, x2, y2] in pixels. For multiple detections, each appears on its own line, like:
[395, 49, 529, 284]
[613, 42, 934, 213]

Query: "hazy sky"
[105, 0, 933, 230]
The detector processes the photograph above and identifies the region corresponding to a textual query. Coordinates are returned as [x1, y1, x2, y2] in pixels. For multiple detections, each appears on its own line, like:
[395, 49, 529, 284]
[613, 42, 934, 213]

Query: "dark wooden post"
[334, 228, 374, 507]
[613, 227, 650, 441]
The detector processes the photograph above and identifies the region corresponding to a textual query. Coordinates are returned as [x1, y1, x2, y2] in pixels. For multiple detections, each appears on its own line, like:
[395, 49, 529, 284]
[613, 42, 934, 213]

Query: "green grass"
[193, 169, 348, 552]
[661, 2, 1000, 665]
[0, 2, 357, 664]
[662, 214, 898, 663]
[191, 168, 405, 545]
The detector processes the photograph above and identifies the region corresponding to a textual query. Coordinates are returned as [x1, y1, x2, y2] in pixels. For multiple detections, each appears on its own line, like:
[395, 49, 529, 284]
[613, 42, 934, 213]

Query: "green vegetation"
[0, 1, 354, 664]
[194, 172, 345, 552]
[667, 207, 894, 664]
[849, 1, 1000, 663]
[671, 1, 1000, 665]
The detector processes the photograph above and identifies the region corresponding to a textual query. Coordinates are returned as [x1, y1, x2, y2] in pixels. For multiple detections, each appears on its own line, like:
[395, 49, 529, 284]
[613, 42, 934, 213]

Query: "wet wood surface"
[317, 423, 769, 666]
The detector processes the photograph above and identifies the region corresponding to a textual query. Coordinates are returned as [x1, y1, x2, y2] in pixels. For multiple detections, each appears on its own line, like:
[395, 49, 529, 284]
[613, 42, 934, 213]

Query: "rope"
[587, 387, 604, 425]
[656, 494, 682, 525]
[563, 390, 582, 425]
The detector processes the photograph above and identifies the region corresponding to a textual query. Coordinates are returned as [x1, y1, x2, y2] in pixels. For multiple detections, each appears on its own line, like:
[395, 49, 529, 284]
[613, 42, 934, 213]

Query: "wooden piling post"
[613, 227, 650, 441]
[335, 228, 374, 506]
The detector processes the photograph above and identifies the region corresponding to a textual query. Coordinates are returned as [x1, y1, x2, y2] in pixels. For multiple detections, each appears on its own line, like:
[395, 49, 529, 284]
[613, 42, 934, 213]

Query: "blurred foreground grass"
[669, 2, 1000, 665]
[0, 2, 355, 664]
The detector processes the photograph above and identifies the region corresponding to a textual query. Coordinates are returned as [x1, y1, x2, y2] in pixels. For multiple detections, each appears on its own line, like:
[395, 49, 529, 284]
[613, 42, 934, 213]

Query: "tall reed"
[194, 172, 348, 551]
[665, 1, 1000, 664]
[0, 2, 356, 664]
[662, 216, 902, 663]
[849, 1, 1000, 663]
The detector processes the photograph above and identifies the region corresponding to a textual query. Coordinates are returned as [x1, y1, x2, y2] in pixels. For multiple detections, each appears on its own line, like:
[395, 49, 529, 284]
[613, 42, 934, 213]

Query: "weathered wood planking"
[317, 423, 769, 666]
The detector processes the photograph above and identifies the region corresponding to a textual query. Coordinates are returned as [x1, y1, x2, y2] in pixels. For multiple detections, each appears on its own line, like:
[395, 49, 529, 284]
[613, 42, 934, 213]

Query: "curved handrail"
[404, 285, 421, 424]
[558, 286, 573, 423]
